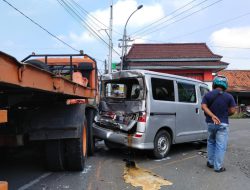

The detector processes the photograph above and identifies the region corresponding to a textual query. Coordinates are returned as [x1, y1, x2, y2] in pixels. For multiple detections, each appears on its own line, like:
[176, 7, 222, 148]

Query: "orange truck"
[0, 51, 98, 171]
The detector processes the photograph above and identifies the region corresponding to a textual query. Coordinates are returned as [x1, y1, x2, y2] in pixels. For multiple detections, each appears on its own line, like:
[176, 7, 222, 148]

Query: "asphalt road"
[0, 119, 250, 190]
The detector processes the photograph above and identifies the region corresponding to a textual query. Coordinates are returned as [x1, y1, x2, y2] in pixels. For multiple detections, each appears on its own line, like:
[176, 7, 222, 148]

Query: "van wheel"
[45, 140, 65, 171]
[153, 130, 171, 159]
[65, 119, 87, 171]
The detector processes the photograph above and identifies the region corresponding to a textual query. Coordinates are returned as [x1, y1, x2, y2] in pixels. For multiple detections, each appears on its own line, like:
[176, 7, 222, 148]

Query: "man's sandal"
[215, 167, 226, 173]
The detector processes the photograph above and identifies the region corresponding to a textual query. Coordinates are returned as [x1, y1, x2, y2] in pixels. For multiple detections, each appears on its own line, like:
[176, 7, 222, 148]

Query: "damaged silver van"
[93, 70, 209, 159]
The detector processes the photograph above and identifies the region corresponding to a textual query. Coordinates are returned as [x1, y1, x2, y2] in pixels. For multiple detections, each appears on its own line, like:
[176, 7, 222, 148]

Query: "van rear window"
[104, 78, 142, 100]
[151, 78, 175, 101]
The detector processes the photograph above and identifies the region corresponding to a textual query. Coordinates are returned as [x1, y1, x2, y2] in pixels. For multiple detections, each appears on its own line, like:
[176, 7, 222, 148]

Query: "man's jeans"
[207, 123, 229, 171]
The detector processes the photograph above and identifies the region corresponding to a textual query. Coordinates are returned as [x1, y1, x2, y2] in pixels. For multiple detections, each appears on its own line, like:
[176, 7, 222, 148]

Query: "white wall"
[205, 82, 213, 90]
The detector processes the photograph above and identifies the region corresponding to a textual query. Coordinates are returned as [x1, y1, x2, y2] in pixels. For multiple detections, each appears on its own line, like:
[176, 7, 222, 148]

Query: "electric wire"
[131, 0, 199, 36]
[210, 45, 250, 50]
[70, 0, 107, 28]
[57, 0, 111, 52]
[133, 11, 250, 50]
[165, 11, 250, 41]
[223, 56, 250, 60]
[131, 0, 210, 37]
[2, 0, 79, 52]
[132, 0, 223, 39]
[57, 0, 121, 56]
[64, 0, 108, 39]
[69, 0, 122, 36]
[58, 0, 107, 45]
[61, 0, 120, 48]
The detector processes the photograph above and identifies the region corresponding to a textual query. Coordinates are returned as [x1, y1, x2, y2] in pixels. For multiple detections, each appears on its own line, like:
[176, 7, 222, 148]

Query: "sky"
[1, 0, 250, 73]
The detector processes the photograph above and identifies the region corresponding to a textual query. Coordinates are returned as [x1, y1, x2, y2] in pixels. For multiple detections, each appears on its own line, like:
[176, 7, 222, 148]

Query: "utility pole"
[104, 59, 108, 74]
[108, 0, 113, 73]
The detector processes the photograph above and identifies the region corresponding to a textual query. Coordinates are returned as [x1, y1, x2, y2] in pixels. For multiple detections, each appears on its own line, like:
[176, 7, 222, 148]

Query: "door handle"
[195, 108, 199, 114]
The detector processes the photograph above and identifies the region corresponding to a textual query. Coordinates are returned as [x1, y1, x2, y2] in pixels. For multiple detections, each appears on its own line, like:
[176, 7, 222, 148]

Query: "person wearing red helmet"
[201, 75, 236, 172]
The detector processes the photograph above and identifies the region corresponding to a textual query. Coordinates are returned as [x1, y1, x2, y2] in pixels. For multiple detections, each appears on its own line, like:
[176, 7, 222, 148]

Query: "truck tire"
[86, 109, 96, 156]
[45, 140, 65, 171]
[152, 130, 172, 159]
[65, 119, 87, 171]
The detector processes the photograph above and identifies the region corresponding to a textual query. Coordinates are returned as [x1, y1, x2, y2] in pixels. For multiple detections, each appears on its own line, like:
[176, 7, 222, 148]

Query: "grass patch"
[230, 112, 245, 119]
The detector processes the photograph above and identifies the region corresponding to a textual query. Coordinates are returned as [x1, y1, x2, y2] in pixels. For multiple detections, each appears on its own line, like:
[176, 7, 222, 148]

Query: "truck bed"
[0, 51, 95, 99]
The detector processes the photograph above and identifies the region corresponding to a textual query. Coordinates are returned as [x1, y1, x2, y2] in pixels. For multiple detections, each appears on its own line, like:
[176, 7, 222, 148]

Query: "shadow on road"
[94, 140, 206, 164]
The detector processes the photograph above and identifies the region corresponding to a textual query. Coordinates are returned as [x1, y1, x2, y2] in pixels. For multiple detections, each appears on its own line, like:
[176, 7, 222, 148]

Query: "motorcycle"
[243, 106, 250, 118]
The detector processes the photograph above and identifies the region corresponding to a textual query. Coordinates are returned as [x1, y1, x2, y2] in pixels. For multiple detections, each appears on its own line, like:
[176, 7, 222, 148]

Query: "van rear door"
[97, 76, 146, 132]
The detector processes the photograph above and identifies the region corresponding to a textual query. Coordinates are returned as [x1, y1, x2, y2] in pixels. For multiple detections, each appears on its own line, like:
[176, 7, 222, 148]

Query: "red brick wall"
[150, 69, 213, 82]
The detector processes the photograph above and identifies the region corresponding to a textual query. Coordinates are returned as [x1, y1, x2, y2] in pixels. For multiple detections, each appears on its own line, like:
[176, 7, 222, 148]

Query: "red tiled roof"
[218, 70, 250, 92]
[126, 43, 222, 59]
[127, 61, 228, 67]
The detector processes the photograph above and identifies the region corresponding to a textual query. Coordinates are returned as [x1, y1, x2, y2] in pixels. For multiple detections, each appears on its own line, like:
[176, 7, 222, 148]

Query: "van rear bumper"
[93, 123, 153, 150]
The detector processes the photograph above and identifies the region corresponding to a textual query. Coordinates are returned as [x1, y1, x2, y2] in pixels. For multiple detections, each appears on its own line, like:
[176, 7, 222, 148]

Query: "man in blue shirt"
[202, 76, 236, 172]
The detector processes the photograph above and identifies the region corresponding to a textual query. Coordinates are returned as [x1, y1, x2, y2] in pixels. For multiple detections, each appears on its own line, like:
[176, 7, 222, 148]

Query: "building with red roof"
[124, 43, 228, 89]
[218, 70, 250, 106]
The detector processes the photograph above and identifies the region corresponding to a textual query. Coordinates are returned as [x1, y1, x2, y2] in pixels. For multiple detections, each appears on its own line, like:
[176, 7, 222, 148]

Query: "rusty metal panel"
[0, 181, 8, 190]
[0, 110, 7, 123]
[0, 52, 95, 99]
[29, 104, 85, 140]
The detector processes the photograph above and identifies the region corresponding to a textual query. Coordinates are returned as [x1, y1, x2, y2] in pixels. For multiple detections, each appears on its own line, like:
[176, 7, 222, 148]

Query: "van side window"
[178, 82, 196, 103]
[200, 86, 209, 98]
[151, 78, 175, 101]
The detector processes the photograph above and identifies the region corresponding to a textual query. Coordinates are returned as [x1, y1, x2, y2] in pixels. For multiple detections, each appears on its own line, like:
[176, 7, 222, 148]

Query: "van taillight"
[138, 112, 146, 122]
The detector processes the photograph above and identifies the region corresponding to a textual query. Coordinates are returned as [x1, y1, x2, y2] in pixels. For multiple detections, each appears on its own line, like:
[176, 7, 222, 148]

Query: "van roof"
[102, 69, 208, 86]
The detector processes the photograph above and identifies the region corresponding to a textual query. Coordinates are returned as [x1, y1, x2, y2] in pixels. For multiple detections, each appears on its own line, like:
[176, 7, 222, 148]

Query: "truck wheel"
[45, 140, 65, 171]
[153, 130, 171, 159]
[65, 119, 87, 171]
[86, 109, 96, 156]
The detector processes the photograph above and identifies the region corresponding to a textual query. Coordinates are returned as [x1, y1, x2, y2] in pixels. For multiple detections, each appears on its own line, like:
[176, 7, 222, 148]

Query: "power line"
[70, 0, 107, 28]
[2, 0, 79, 52]
[131, 0, 210, 37]
[166, 11, 250, 41]
[131, 0, 199, 36]
[58, 0, 107, 45]
[210, 45, 250, 50]
[57, 0, 114, 54]
[133, 0, 223, 39]
[131, 37, 250, 51]
[69, 0, 122, 36]
[135, 11, 250, 43]
[135, 0, 222, 38]
[66, 0, 109, 39]
[57, 0, 121, 57]
[223, 56, 250, 60]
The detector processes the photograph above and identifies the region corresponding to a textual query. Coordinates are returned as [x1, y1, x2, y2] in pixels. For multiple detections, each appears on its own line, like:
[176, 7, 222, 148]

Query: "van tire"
[45, 140, 65, 171]
[153, 130, 171, 159]
[65, 119, 87, 171]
